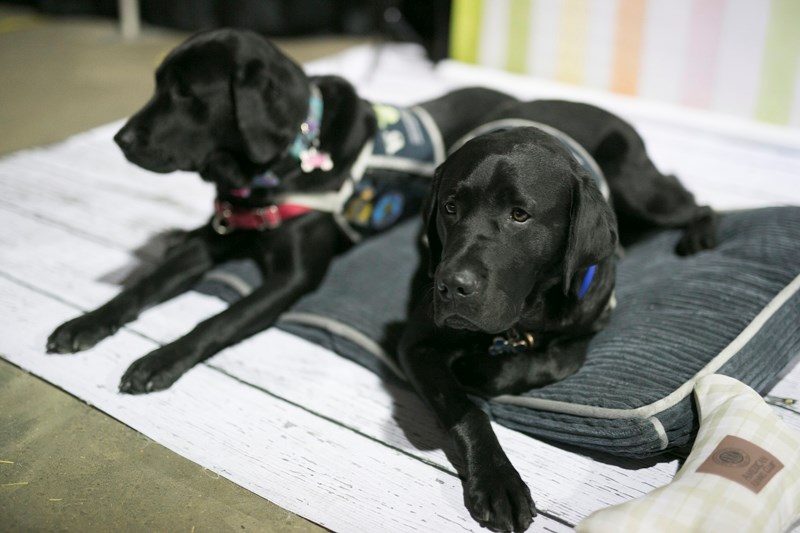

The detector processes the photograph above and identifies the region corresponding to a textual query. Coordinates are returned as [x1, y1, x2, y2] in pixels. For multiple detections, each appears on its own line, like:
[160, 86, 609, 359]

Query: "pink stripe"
[681, 0, 726, 108]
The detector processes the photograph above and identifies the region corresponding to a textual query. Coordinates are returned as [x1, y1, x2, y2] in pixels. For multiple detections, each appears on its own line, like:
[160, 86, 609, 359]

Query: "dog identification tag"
[299, 147, 334, 173]
[488, 331, 535, 356]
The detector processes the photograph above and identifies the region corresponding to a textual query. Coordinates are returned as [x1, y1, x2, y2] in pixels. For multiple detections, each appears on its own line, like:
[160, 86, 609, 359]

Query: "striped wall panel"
[450, 0, 800, 127]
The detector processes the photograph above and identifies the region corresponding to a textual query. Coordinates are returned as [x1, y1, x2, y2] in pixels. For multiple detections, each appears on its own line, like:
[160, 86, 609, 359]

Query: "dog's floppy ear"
[233, 38, 309, 163]
[562, 172, 617, 295]
[424, 165, 445, 277]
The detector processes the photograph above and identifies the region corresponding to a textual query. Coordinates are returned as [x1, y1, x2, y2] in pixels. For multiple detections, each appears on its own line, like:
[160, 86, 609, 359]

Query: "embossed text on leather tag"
[696, 435, 784, 494]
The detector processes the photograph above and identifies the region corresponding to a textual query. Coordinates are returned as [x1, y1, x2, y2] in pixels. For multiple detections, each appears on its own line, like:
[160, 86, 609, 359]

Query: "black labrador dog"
[399, 101, 716, 532]
[46, 28, 515, 393]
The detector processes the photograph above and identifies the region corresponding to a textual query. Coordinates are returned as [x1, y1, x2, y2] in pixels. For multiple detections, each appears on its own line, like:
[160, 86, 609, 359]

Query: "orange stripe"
[611, 0, 646, 95]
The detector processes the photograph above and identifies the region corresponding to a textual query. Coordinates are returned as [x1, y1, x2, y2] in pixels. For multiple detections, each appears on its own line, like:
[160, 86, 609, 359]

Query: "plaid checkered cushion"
[576, 374, 800, 532]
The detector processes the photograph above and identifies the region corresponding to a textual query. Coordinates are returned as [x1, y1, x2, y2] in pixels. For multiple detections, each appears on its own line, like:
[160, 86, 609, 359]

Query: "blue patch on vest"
[342, 175, 428, 237]
[371, 191, 405, 230]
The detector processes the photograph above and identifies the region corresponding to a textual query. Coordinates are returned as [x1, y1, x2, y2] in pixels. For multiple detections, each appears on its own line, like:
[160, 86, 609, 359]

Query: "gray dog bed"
[196, 206, 800, 459]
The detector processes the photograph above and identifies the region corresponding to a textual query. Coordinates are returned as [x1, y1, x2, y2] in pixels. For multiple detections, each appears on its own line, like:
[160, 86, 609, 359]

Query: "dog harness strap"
[367, 103, 445, 175]
[450, 119, 610, 200]
[212, 200, 313, 234]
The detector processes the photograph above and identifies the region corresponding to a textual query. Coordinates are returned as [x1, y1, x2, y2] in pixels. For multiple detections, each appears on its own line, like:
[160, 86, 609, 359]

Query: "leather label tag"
[696, 435, 784, 494]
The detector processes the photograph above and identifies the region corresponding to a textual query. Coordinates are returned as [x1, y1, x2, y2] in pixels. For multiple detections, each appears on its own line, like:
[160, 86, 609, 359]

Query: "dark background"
[5, 0, 453, 59]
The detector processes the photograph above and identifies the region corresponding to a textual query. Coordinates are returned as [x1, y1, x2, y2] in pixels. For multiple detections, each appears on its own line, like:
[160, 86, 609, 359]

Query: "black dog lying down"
[46, 29, 515, 393]
[399, 101, 716, 532]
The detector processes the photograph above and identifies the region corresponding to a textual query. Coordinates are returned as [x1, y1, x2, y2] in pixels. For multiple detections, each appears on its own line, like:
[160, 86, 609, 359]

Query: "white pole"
[118, 0, 141, 40]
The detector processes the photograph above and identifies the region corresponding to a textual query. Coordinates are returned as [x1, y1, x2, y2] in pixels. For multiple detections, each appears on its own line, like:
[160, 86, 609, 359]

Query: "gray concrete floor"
[0, 4, 369, 531]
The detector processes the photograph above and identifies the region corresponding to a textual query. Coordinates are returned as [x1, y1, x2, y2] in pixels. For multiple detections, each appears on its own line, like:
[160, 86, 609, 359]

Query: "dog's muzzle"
[433, 268, 488, 331]
[114, 127, 175, 173]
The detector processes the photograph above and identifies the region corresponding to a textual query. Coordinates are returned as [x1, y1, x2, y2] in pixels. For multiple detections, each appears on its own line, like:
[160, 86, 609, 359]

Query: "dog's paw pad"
[47, 320, 114, 354]
[119, 355, 182, 395]
[465, 465, 536, 532]
[676, 209, 717, 256]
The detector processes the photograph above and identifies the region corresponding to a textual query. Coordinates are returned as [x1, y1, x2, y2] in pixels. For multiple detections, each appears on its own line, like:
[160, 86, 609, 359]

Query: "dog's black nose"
[114, 127, 140, 153]
[437, 270, 480, 300]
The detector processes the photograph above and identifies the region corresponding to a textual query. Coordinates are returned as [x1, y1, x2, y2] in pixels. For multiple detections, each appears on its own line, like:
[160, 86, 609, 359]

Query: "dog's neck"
[510, 259, 616, 344]
[287, 83, 329, 171]
[218, 77, 376, 206]
[210, 78, 377, 232]
[223, 84, 331, 201]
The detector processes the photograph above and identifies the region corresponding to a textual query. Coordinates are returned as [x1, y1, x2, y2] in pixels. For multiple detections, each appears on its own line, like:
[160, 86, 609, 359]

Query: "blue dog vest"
[275, 102, 445, 242]
[338, 103, 445, 240]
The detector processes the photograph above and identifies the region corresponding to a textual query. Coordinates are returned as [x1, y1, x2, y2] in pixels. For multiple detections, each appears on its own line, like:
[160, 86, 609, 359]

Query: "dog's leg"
[451, 337, 591, 397]
[119, 226, 337, 394]
[47, 236, 215, 354]
[596, 133, 717, 254]
[399, 319, 537, 532]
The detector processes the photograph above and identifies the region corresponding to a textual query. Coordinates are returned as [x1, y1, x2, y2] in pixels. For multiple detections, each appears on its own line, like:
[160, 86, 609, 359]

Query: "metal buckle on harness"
[212, 206, 233, 235]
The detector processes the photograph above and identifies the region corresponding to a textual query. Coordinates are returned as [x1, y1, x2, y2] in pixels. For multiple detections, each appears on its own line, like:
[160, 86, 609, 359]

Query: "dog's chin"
[120, 151, 179, 174]
[437, 314, 481, 331]
[434, 296, 520, 333]
[435, 312, 516, 335]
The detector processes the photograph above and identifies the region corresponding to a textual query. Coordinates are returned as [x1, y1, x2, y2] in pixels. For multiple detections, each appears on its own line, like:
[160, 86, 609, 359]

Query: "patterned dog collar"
[290, 84, 333, 173]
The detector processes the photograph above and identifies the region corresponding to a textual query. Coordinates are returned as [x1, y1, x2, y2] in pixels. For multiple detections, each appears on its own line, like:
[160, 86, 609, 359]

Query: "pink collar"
[212, 199, 312, 234]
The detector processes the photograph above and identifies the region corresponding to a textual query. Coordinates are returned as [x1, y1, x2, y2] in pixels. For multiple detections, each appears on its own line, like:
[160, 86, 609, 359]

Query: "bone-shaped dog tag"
[299, 147, 334, 173]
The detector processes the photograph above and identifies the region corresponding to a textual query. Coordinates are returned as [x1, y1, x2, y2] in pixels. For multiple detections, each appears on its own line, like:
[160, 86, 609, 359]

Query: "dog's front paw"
[47, 314, 120, 354]
[119, 346, 190, 394]
[464, 461, 536, 532]
[676, 207, 716, 256]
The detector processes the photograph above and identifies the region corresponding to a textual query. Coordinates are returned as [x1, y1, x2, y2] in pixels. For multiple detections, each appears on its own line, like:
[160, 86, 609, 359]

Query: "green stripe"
[506, 0, 532, 73]
[449, 0, 483, 62]
[755, 0, 800, 125]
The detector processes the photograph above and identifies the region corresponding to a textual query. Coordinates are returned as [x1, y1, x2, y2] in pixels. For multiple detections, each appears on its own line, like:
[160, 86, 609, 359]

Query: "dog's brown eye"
[511, 208, 530, 222]
[444, 201, 457, 215]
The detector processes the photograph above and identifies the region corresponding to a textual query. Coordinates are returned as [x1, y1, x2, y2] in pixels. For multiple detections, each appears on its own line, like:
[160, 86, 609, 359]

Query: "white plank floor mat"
[1, 44, 799, 532]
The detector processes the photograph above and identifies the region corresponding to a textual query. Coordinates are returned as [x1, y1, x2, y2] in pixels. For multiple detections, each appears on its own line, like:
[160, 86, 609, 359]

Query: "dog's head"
[114, 29, 309, 189]
[426, 127, 617, 334]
